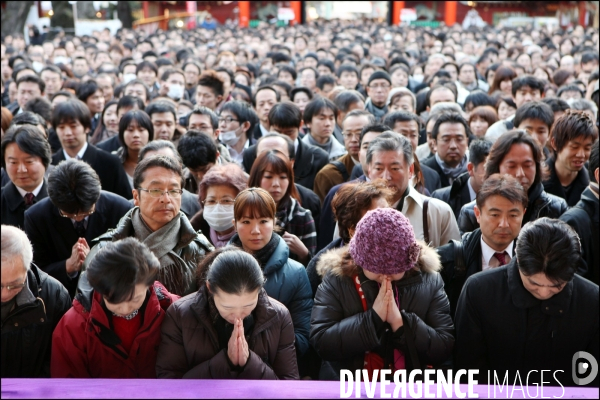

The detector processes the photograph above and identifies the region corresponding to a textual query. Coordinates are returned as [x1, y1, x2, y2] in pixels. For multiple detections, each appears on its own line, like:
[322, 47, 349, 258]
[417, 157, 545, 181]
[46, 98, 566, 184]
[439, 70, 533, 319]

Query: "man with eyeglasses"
[422, 112, 471, 189]
[364, 71, 392, 122]
[83, 155, 213, 297]
[313, 110, 374, 202]
[1, 224, 71, 378]
[24, 159, 131, 298]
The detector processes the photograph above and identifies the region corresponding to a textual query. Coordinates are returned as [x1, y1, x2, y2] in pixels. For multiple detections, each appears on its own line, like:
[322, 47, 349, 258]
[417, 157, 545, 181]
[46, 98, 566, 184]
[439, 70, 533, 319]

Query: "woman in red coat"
[51, 237, 179, 378]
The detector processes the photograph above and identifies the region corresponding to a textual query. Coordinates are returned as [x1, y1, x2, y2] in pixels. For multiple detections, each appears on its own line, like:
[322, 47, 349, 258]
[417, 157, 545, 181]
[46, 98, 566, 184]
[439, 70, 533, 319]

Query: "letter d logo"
[572, 351, 598, 385]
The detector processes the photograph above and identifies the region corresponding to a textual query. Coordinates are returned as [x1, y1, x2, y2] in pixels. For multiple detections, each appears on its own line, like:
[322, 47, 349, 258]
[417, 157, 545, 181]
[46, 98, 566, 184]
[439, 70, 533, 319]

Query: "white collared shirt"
[480, 237, 513, 271]
[227, 139, 250, 165]
[16, 180, 44, 198]
[259, 124, 270, 137]
[63, 141, 88, 161]
[294, 138, 299, 155]
[467, 177, 477, 202]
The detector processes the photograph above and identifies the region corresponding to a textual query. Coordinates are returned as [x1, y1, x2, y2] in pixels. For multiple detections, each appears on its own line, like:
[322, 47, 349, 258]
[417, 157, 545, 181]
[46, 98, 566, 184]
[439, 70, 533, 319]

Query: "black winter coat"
[458, 183, 568, 234]
[431, 172, 472, 220]
[560, 186, 599, 285]
[455, 260, 599, 387]
[1, 264, 71, 377]
[310, 243, 454, 380]
[543, 157, 589, 207]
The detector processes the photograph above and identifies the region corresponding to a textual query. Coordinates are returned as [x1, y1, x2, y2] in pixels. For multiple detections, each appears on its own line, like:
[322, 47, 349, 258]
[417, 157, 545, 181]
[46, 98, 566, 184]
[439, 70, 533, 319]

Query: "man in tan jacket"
[313, 110, 374, 202]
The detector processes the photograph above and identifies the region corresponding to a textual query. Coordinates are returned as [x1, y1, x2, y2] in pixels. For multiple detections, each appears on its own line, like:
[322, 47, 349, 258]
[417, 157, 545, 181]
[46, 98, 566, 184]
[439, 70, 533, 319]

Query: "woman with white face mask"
[190, 164, 248, 249]
[217, 101, 259, 166]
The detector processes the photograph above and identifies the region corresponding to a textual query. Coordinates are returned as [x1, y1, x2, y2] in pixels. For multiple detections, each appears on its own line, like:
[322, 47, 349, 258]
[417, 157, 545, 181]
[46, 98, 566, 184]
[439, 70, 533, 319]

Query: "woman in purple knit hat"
[309, 207, 454, 380]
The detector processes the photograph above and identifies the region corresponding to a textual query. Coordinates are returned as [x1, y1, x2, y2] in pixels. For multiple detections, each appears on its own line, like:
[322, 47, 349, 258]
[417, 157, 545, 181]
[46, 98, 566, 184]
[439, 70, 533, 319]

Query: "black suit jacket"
[420, 163, 442, 195]
[431, 172, 472, 220]
[242, 138, 329, 190]
[24, 190, 132, 298]
[1, 181, 48, 229]
[96, 135, 122, 153]
[422, 156, 451, 188]
[52, 144, 132, 199]
[296, 184, 321, 234]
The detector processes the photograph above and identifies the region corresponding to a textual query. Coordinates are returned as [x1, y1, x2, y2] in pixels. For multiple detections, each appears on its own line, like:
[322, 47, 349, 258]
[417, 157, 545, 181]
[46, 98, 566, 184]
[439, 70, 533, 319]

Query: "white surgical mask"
[123, 73, 137, 84]
[53, 56, 71, 65]
[203, 204, 234, 232]
[32, 61, 44, 73]
[167, 84, 184, 100]
[219, 128, 242, 147]
[412, 74, 424, 83]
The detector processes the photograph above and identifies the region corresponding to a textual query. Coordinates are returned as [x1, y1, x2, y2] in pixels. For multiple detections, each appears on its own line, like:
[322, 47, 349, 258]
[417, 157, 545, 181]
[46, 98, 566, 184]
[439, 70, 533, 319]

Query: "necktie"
[74, 220, 86, 238]
[24, 193, 34, 207]
[493, 251, 508, 266]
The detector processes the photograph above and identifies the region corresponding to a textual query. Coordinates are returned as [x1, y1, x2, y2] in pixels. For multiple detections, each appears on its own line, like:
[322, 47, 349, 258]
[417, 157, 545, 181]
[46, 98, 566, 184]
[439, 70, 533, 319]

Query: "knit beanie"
[349, 208, 420, 275]
[367, 70, 392, 86]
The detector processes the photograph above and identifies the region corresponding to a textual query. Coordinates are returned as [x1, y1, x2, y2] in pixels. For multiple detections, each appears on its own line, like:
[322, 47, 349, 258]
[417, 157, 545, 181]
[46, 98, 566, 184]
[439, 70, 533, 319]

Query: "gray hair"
[366, 131, 414, 166]
[1, 225, 32, 271]
[567, 98, 598, 117]
[430, 101, 466, 117]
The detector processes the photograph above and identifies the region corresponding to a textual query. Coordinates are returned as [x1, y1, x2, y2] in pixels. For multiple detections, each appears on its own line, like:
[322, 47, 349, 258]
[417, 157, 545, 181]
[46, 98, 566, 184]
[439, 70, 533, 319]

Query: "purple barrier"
[1, 379, 599, 399]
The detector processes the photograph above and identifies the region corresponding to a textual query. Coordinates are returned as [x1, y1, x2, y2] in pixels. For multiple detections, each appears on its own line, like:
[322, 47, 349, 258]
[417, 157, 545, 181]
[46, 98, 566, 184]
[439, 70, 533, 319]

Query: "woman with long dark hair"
[89, 100, 118, 145]
[114, 110, 154, 189]
[248, 150, 316, 264]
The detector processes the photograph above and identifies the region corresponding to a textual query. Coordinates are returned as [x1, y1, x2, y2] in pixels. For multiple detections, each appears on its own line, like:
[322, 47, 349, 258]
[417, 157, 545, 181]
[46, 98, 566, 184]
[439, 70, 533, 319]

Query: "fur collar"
[316, 241, 441, 278]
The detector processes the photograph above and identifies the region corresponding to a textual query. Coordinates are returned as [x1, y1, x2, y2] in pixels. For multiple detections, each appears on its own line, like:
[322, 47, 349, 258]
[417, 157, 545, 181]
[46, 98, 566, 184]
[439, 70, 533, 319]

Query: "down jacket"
[51, 281, 179, 378]
[155, 285, 299, 379]
[1, 264, 71, 378]
[310, 242, 455, 380]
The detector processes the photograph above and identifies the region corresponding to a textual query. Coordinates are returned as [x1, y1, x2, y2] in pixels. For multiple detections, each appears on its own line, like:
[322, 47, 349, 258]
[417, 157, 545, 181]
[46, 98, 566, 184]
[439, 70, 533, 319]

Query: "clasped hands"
[372, 277, 403, 332]
[227, 318, 250, 367]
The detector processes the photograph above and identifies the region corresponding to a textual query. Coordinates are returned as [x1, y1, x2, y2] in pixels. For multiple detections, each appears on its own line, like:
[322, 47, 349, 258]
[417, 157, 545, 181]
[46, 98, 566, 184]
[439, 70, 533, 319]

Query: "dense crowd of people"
[1, 17, 599, 386]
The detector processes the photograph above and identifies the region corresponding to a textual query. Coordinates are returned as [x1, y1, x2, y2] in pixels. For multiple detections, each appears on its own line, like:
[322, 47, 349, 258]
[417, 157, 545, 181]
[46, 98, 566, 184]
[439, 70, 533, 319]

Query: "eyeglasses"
[1, 281, 26, 292]
[218, 116, 239, 124]
[137, 188, 183, 198]
[368, 83, 391, 90]
[342, 132, 361, 140]
[202, 199, 235, 206]
[59, 204, 96, 219]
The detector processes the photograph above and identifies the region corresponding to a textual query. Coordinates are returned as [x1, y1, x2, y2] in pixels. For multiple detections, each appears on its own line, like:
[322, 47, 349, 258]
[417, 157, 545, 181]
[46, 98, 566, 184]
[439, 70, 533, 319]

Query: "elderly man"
[366, 131, 460, 247]
[84, 155, 214, 296]
[1, 225, 71, 377]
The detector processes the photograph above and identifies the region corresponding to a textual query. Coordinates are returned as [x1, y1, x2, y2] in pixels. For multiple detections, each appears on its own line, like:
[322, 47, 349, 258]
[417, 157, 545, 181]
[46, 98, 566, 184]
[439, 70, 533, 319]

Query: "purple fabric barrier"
[1, 379, 599, 399]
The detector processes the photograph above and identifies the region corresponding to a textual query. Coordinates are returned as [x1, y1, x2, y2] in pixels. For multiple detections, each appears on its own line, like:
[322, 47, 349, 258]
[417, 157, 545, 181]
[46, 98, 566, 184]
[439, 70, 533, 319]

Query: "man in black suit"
[383, 110, 442, 195]
[431, 138, 492, 219]
[422, 111, 471, 189]
[437, 174, 526, 317]
[1, 125, 51, 229]
[50, 99, 132, 199]
[24, 159, 131, 298]
[243, 102, 329, 190]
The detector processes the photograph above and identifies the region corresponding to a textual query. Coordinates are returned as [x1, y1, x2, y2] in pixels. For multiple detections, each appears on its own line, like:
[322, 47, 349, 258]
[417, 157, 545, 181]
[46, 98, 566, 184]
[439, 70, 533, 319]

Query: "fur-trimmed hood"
[316, 240, 441, 279]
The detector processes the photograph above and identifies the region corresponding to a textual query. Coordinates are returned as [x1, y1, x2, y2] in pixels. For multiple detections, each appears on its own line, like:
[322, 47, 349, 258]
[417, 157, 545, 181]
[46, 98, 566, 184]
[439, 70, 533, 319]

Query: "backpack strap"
[452, 239, 466, 278]
[331, 160, 349, 182]
[422, 197, 430, 245]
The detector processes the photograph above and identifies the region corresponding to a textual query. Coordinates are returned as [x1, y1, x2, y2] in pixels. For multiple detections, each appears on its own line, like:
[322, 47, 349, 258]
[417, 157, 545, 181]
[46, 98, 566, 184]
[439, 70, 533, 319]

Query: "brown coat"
[156, 285, 299, 380]
[313, 153, 357, 202]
